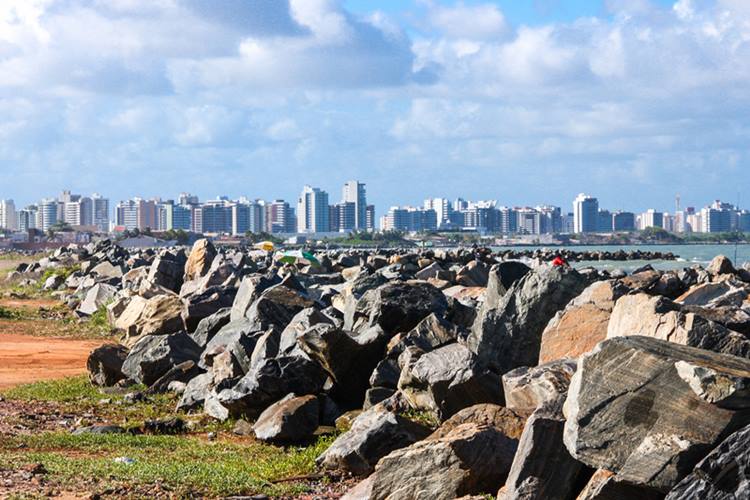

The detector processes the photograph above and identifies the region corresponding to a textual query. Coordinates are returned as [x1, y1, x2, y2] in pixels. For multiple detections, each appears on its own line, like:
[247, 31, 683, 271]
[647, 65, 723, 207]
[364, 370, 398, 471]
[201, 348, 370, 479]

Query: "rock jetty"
[11, 239, 750, 499]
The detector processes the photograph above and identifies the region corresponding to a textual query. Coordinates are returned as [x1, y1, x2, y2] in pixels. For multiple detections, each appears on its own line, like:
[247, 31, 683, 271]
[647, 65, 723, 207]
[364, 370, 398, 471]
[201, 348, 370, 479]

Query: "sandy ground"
[0, 334, 102, 390]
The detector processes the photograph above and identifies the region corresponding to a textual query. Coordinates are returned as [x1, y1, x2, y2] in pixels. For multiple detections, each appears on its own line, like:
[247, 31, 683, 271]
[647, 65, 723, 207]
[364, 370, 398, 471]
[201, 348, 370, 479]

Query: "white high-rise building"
[64, 197, 93, 227]
[424, 198, 453, 228]
[0, 199, 17, 231]
[342, 180, 367, 230]
[297, 185, 330, 234]
[573, 193, 599, 233]
[39, 198, 59, 231]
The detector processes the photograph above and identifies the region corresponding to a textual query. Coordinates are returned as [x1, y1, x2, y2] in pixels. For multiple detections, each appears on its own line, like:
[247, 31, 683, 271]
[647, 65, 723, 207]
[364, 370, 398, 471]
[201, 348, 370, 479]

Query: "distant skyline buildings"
[4, 184, 750, 237]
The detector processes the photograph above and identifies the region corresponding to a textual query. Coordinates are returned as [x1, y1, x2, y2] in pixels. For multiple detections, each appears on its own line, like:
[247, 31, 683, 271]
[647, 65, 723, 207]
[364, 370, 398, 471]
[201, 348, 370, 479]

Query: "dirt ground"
[0, 334, 102, 390]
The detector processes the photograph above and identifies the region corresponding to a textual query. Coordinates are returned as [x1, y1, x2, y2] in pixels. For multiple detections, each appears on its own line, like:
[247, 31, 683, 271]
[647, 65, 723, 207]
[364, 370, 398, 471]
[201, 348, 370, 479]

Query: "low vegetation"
[0, 376, 339, 498]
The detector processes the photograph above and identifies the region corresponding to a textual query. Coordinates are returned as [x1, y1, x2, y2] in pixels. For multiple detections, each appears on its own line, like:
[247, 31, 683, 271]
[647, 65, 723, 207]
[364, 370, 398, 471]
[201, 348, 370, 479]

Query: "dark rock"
[577, 469, 663, 500]
[398, 343, 504, 420]
[468, 266, 590, 374]
[564, 336, 750, 492]
[363, 387, 396, 410]
[190, 307, 231, 347]
[215, 355, 328, 419]
[499, 401, 584, 500]
[230, 274, 280, 321]
[176, 372, 213, 412]
[143, 417, 185, 435]
[121, 331, 202, 386]
[87, 344, 129, 387]
[182, 286, 236, 332]
[278, 307, 333, 354]
[666, 423, 750, 499]
[502, 359, 577, 417]
[317, 405, 432, 476]
[252, 394, 320, 443]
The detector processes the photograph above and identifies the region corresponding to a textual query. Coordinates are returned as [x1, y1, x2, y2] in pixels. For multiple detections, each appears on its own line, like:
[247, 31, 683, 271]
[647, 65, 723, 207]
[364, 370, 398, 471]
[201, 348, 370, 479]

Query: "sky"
[1, 0, 749, 215]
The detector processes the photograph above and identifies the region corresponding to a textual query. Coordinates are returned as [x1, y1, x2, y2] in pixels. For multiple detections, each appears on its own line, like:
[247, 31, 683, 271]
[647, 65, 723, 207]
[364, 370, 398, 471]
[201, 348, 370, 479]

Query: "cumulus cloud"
[1, 0, 750, 213]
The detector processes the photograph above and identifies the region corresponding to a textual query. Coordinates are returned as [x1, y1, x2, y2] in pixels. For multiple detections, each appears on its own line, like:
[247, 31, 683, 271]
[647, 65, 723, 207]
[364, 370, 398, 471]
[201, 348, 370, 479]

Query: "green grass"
[38, 264, 80, 288]
[0, 376, 339, 497]
[0, 305, 24, 320]
[0, 432, 336, 497]
[2, 375, 104, 403]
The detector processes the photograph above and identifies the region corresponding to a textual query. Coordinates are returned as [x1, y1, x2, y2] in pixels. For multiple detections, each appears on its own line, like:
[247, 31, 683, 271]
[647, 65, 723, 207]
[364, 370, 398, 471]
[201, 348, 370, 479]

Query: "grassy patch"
[0, 376, 339, 497]
[402, 408, 440, 429]
[0, 432, 336, 497]
[38, 265, 80, 288]
[0, 305, 23, 320]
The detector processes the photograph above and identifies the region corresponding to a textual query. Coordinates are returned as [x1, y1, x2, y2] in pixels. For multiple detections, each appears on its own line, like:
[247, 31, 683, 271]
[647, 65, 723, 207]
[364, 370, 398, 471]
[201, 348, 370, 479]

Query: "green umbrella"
[276, 249, 320, 266]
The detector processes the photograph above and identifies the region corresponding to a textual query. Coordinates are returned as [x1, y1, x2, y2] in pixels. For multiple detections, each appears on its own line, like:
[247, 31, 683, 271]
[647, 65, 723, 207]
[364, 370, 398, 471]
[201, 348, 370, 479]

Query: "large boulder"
[122, 294, 185, 346]
[607, 293, 750, 359]
[87, 344, 129, 386]
[77, 283, 118, 316]
[317, 404, 432, 476]
[666, 423, 750, 499]
[278, 307, 333, 354]
[347, 281, 448, 336]
[498, 401, 584, 500]
[370, 422, 518, 500]
[230, 274, 279, 321]
[538, 280, 627, 364]
[455, 260, 490, 287]
[577, 469, 663, 500]
[121, 331, 202, 386]
[485, 261, 532, 310]
[502, 359, 577, 417]
[184, 238, 216, 282]
[398, 343, 504, 420]
[563, 336, 750, 492]
[214, 355, 328, 419]
[252, 394, 320, 443]
[675, 281, 748, 308]
[181, 286, 236, 332]
[146, 254, 184, 293]
[468, 266, 590, 374]
[200, 318, 262, 377]
[190, 308, 232, 347]
[707, 254, 736, 276]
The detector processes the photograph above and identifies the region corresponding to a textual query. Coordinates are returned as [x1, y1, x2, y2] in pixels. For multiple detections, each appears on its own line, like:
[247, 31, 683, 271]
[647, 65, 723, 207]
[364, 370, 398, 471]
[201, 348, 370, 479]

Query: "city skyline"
[2, 183, 748, 236]
[1, 0, 749, 212]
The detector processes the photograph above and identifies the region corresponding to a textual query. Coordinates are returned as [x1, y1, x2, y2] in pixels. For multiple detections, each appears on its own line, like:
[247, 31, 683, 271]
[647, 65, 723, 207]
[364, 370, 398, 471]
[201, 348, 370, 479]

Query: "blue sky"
[1, 0, 749, 215]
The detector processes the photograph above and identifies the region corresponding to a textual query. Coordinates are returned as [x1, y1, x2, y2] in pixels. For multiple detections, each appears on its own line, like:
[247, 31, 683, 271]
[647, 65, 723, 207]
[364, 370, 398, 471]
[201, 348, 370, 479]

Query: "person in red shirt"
[551, 255, 568, 267]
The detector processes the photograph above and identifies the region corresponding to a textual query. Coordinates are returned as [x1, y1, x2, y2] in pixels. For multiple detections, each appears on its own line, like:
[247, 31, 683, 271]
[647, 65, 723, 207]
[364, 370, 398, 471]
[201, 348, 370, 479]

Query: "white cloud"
[427, 2, 508, 40]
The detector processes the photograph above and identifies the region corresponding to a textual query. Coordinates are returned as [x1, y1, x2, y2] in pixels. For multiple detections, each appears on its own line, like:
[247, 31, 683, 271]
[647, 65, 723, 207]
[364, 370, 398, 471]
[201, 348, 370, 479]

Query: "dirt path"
[0, 334, 102, 390]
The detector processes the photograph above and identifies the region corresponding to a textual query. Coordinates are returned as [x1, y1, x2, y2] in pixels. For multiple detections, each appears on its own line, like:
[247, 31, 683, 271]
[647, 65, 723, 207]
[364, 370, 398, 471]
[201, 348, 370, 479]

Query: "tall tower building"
[342, 180, 367, 231]
[39, 198, 59, 231]
[91, 193, 110, 232]
[0, 199, 17, 231]
[298, 185, 330, 234]
[573, 193, 599, 233]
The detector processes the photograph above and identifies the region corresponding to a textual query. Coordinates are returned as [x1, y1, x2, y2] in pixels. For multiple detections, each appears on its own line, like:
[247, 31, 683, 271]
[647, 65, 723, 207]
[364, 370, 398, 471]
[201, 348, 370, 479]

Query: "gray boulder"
[563, 336, 750, 492]
[468, 266, 590, 374]
[181, 286, 236, 332]
[502, 359, 577, 417]
[398, 343, 504, 420]
[371, 421, 518, 500]
[77, 283, 118, 316]
[666, 423, 750, 499]
[230, 274, 280, 321]
[317, 404, 432, 476]
[499, 401, 584, 500]
[121, 331, 202, 386]
[252, 394, 320, 443]
[189, 307, 231, 347]
[215, 355, 328, 418]
[87, 344, 129, 386]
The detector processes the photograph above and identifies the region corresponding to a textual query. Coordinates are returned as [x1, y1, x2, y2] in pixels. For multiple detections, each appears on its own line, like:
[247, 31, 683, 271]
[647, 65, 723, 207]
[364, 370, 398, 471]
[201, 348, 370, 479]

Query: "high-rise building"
[0, 199, 17, 231]
[537, 205, 562, 234]
[115, 200, 138, 230]
[640, 209, 664, 230]
[342, 180, 367, 230]
[365, 205, 375, 231]
[39, 198, 59, 231]
[424, 198, 453, 229]
[91, 193, 110, 232]
[297, 186, 330, 234]
[516, 207, 541, 235]
[612, 211, 635, 231]
[17, 206, 37, 232]
[137, 198, 158, 231]
[178, 193, 199, 206]
[64, 196, 93, 227]
[499, 207, 517, 234]
[597, 209, 612, 233]
[199, 199, 233, 234]
[330, 202, 355, 232]
[382, 206, 437, 232]
[573, 194, 598, 233]
[264, 200, 296, 234]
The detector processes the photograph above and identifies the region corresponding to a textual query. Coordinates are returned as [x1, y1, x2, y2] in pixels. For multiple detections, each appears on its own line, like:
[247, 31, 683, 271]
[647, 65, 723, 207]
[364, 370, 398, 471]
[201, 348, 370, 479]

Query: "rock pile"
[15, 240, 750, 499]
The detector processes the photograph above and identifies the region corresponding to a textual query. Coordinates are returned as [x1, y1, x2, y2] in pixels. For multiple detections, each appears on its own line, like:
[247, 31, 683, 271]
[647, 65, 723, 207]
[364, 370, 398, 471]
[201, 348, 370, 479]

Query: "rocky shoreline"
[8, 239, 750, 499]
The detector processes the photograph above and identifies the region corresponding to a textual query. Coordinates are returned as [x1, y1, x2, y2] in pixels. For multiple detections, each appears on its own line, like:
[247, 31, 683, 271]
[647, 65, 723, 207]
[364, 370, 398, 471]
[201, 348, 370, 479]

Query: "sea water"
[492, 244, 750, 272]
